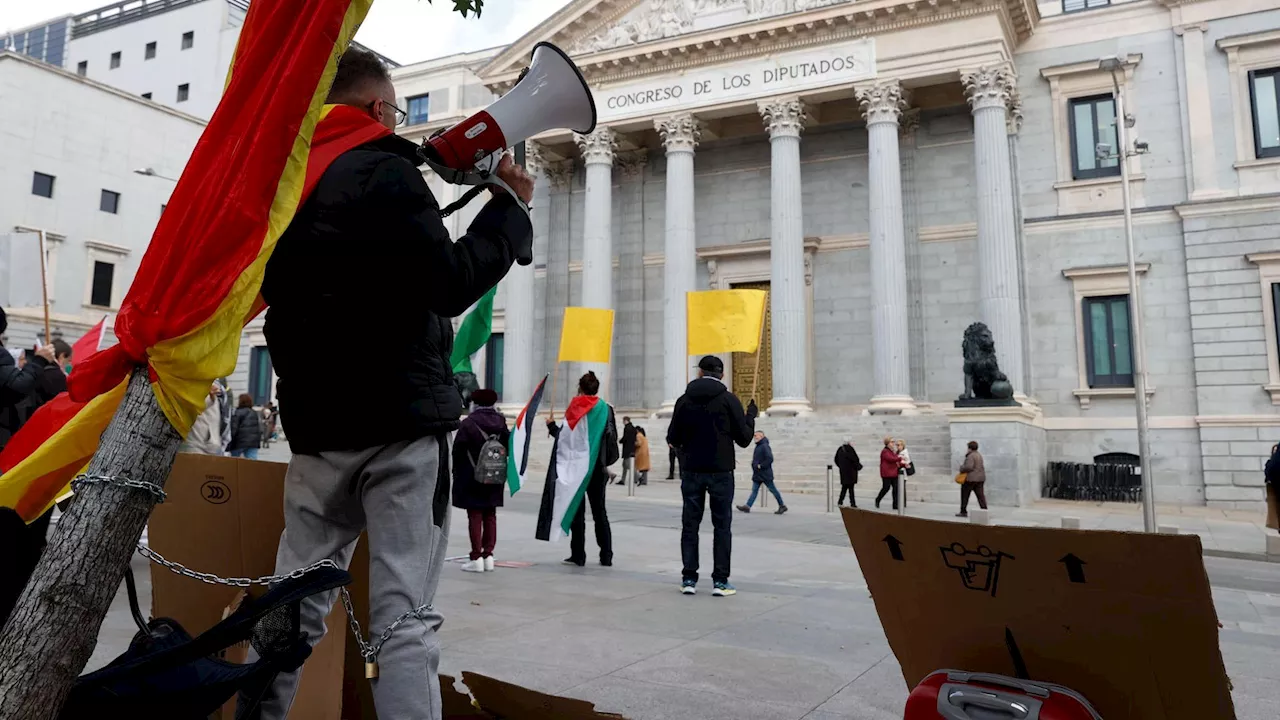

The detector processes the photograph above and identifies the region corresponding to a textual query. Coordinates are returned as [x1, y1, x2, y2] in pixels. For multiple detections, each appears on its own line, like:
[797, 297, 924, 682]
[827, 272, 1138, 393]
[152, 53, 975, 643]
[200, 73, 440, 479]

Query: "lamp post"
[1099, 56, 1156, 533]
[133, 167, 178, 182]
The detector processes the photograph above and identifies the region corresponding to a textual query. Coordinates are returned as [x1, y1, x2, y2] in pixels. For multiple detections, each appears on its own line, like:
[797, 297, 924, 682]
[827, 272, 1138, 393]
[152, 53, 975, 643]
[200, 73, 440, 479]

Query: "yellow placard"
[686, 289, 767, 355]
[558, 307, 615, 363]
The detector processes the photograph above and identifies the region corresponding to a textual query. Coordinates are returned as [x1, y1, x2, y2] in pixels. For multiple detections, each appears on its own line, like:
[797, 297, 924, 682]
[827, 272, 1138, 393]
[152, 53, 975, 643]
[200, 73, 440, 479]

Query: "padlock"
[365, 660, 379, 679]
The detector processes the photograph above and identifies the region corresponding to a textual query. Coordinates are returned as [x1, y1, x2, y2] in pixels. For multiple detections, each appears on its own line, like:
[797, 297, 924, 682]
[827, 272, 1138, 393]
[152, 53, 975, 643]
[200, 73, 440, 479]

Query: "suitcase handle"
[946, 672, 1051, 698]
[944, 689, 1033, 719]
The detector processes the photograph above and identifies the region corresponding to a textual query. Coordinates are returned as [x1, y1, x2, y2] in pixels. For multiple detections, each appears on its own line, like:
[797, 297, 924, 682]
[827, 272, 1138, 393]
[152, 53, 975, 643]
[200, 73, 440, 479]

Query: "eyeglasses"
[372, 99, 407, 126]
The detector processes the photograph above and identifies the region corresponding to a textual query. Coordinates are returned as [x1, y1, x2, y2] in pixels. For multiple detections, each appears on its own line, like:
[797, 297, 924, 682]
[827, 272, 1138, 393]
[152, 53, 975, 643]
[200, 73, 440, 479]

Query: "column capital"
[1006, 87, 1024, 135]
[655, 113, 702, 153]
[899, 108, 921, 140]
[545, 159, 575, 190]
[1173, 22, 1208, 35]
[961, 64, 1018, 114]
[617, 149, 649, 180]
[575, 126, 617, 166]
[524, 140, 547, 175]
[856, 80, 910, 126]
[757, 97, 807, 139]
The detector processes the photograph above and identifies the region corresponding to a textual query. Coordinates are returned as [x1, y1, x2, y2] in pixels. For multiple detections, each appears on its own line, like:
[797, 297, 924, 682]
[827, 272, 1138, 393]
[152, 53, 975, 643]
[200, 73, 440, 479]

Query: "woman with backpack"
[451, 389, 510, 573]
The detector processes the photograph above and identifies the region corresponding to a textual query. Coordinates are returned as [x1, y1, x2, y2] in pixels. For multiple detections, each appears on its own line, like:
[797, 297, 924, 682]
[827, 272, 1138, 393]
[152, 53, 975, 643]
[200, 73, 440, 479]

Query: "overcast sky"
[4, 0, 567, 65]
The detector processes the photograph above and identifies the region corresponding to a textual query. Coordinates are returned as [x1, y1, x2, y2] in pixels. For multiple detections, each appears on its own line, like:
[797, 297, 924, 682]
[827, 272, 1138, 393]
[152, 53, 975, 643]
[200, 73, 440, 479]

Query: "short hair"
[968, 441, 979, 451]
[578, 371, 600, 396]
[623, 416, 631, 423]
[237, 393, 254, 408]
[327, 47, 391, 105]
[0, 306, 7, 335]
[52, 339, 73, 360]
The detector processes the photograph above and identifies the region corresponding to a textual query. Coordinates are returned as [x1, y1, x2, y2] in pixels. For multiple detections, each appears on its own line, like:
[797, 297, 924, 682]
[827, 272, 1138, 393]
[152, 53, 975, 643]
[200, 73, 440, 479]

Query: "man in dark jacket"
[834, 440, 862, 507]
[736, 431, 786, 515]
[0, 309, 59, 452]
[254, 48, 533, 720]
[618, 416, 637, 486]
[667, 355, 757, 597]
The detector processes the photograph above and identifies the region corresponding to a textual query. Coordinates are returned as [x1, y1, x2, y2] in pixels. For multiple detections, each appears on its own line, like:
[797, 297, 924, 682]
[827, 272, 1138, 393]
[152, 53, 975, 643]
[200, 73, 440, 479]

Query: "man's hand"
[34, 345, 56, 364]
[746, 399, 759, 420]
[494, 154, 534, 205]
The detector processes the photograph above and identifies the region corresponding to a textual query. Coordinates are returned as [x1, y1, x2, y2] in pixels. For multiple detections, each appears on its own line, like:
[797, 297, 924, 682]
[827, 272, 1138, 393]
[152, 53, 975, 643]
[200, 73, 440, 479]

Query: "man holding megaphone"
[255, 47, 534, 719]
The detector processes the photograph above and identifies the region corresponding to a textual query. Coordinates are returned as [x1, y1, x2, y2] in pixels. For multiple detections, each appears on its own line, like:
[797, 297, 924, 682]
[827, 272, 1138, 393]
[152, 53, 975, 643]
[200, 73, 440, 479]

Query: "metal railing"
[1043, 461, 1142, 503]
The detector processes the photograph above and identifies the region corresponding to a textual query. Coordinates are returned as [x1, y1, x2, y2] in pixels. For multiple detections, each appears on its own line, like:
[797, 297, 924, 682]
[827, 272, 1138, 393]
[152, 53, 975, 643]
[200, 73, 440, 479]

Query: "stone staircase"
[514, 409, 956, 503]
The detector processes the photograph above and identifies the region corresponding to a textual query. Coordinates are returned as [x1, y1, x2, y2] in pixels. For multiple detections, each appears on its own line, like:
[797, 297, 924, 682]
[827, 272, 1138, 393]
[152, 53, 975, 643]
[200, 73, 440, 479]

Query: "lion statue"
[959, 322, 1014, 401]
[454, 371, 481, 411]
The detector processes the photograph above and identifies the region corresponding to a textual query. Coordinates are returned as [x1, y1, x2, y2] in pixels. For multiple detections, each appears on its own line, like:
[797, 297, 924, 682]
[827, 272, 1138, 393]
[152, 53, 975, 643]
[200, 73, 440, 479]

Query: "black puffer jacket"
[262, 134, 530, 454]
[0, 351, 52, 452]
[666, 377, 755, 474]
[228, 407, 262, 452]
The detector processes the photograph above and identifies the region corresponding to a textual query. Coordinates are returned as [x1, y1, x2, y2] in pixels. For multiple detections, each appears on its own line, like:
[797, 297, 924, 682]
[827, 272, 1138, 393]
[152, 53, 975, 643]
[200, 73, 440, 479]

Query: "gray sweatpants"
[254, 434, 451, 720]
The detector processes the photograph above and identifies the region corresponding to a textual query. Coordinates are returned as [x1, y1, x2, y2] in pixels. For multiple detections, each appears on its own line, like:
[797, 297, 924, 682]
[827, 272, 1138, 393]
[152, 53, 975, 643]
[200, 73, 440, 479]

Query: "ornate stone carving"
[1006, 87, 1024, 135]
[545, 160, 575, 190]
[656, 113, 702, 153]
[758, 98, 807, 139]
[803, 252, 813, 287]
[575, 126, 617, 166]
[899, 108, 921, 140]
[706, 259, 719, 286]
[617, 149, 650, 179]
[524, 141, 546, 175]
[961, 65, 1018, 114]
[856, 80, 909, 126]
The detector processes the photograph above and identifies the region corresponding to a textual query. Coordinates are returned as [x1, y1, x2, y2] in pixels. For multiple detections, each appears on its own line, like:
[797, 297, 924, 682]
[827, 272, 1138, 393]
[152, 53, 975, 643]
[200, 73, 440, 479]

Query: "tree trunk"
[0, 369, 182, 719]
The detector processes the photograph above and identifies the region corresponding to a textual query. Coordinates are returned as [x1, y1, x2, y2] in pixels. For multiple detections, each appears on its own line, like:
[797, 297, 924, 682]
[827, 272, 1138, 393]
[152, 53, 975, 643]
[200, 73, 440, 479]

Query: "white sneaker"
[460, 559, 485, 573]
[483, 556, 495, 571]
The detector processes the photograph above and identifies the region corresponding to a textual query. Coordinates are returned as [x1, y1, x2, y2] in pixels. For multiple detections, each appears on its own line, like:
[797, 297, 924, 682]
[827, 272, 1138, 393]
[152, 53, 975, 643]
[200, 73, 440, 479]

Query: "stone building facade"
[396, 0, 1280, 509]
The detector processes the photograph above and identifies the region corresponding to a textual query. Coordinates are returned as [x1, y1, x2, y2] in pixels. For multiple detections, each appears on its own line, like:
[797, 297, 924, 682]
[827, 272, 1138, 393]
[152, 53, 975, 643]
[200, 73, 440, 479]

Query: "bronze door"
[730, 281, 772, 411]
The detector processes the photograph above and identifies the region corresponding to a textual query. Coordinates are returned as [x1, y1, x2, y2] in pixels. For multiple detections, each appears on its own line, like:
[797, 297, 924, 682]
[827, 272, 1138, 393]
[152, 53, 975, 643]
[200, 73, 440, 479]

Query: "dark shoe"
[775, 505, 788, 515]
[956, 512, 968, 517]
[875, 500, 881, 509]
[681, 579, 697, 595]
[600, 557, 613, 567]
[736, 505, 750, 513]
[562, 557, 585, 567]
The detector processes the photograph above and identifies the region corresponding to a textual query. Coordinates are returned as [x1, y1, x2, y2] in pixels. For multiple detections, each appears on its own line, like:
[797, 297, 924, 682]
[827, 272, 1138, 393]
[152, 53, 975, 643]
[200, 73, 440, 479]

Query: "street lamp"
[1098, 55, 1156, 533]
[133, 167, 178, 182]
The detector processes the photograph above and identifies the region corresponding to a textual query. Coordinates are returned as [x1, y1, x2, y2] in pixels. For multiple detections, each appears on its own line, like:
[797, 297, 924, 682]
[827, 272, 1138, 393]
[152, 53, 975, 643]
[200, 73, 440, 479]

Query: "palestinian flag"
[536, 394, 610, 542]
[0, 0, 379, 522]
[507, 373, 547, 496]
[450, 286, 496, 374]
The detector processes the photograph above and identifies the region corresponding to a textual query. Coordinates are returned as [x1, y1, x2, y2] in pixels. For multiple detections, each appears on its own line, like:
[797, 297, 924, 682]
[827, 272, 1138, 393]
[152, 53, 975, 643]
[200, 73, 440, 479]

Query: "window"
[145, 41, 156, 60]
[76, 60, 87, 75]
[1248, 67, 1280, 159]
[141, 92, 152, 100]
[1083, 295, 1133, 388]
[100, 189, 120, 214]
[181, 31, 194, 50]
[248, 347, 273, 406]
[90, 261, 114, 307]
[1069, 94, 1120, 180]
[1062, 0, 1109, 12]
[109, 51, 121, 69]
[177, 83, 189, 102]
[407, 94, 430, 126]
[484, 333, 504, 401]
[31, 172, 55, 199]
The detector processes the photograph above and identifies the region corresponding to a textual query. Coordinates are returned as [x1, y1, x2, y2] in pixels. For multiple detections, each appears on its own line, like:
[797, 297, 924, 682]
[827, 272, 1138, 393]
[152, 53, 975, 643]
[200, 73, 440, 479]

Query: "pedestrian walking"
[667, 355, 757, 597]
[619, 416, 637, 486]
[896, 438, 913, 508]
[737, 430, 787, 514]
[182, 383, 227, 455]
[956, 441, 988, 517]
[1264, 442, 1278, 521]
[635, 427, 651, 486]
[547, 372, 618, 567]
[452, 389, 509, 573]
[834, 439, 862, 507]
[228, 394, 263, 459]
[875, 436, 904, 510]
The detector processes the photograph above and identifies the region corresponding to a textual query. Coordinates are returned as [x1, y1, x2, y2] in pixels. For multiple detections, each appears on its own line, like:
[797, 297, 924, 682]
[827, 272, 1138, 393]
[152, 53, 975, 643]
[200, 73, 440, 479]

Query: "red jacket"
[880, 447, 902, 478]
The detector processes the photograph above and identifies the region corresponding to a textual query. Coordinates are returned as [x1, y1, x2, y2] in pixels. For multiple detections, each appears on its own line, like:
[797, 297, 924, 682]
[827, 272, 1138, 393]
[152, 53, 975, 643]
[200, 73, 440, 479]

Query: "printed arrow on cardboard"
[1060, 553, 1087, 583]
[883, 534, 904, 561]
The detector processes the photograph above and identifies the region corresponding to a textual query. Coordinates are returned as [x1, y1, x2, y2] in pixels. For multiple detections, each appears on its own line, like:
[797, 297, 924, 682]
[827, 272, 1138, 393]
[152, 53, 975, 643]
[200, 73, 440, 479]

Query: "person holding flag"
[254, 47, 533, 719]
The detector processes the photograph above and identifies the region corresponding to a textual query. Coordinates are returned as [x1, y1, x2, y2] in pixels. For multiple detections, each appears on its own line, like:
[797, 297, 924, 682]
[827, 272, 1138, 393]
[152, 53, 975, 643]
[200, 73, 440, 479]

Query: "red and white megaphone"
[421, 41, 596, 210]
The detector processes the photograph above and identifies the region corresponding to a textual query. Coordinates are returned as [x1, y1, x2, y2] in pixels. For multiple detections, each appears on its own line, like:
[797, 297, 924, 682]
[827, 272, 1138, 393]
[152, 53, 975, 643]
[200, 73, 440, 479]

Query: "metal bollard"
[826, 465, 834, 513]
[626, 461, 635, 498]
[760, 477, 768, 508]
[1061, 516, 1081, 530]
[897, 474, 905, 516]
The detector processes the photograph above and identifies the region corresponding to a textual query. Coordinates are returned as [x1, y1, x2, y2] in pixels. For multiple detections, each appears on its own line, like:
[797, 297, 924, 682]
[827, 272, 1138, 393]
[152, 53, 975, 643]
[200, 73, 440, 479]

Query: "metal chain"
[71, 473, 167, 503]
[138, 544, 432, 663]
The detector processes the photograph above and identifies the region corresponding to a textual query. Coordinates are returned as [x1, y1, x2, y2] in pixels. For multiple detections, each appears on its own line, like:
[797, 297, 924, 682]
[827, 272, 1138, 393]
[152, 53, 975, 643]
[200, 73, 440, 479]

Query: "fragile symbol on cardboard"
[939, 542, 1014, 597]
[201, 478, 230, 504]
[1060, 553, 1087, 583]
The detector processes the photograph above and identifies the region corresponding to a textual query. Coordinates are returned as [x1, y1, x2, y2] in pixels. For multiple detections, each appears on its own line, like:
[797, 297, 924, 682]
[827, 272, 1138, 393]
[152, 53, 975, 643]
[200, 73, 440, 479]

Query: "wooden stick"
[750, 291, 768, 407]
[548, 363, 559, 422]
[37, 229, 50, 345]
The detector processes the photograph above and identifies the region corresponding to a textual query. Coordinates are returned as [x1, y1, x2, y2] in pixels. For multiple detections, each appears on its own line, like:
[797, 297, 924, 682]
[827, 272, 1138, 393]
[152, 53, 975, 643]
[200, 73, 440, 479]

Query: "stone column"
[1175, 24, 1221, 200]
[574, 126, 617, 384]
[655, 113, 701, 415]
[758, 98, 812, 416]
[962, 66, 1025, 397]
[857, 80, 915, 414]
[498, 142, 543, 416]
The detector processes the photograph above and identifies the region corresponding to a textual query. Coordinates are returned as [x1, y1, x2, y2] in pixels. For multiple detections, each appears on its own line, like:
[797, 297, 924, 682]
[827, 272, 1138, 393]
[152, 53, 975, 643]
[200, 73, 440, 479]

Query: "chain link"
[71, 473, 167, 503]
[138, 544, 431, 663]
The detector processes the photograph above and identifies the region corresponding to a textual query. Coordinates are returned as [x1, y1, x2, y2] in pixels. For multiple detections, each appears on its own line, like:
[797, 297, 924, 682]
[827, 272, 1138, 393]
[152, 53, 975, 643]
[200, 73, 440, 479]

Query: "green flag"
[450, 286, 497, 373]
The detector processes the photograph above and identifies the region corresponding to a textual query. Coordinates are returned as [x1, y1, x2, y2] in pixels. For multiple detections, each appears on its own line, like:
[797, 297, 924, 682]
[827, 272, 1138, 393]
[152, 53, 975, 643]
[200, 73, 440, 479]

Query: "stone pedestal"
[946, 404, 1044, 507]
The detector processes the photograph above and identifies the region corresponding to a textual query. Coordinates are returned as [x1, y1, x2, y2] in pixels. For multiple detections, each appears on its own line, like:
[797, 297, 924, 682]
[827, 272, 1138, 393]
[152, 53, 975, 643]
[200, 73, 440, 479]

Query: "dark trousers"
[570, 473, 612, 564]
[838, 485, 857, 507]
[681, 471, 734, 584]
[0, 508, 53, 628]
[466, 508, 497, 561]
[960, 481, 988, 513]
[875, 476, 899, 510]
[667, 448, 679, 479]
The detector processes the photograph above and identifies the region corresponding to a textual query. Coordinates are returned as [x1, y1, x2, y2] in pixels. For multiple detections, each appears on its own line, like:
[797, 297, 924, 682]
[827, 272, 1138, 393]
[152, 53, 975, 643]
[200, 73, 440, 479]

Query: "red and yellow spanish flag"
[0, 0, 397, 522]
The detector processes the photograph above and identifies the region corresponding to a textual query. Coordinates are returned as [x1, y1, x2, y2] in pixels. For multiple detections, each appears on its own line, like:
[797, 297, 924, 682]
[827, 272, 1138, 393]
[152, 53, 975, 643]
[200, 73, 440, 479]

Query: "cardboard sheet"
[841, 508, 1235, 719]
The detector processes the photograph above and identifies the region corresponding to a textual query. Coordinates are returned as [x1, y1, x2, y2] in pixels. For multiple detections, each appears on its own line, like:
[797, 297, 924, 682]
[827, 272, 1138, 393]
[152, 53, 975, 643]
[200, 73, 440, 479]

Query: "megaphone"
[421, 41, 596, 209]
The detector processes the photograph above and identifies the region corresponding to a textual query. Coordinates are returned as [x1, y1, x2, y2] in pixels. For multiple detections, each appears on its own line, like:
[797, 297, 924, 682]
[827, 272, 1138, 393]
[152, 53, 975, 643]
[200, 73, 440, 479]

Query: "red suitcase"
[906, 670, 1103, 720]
